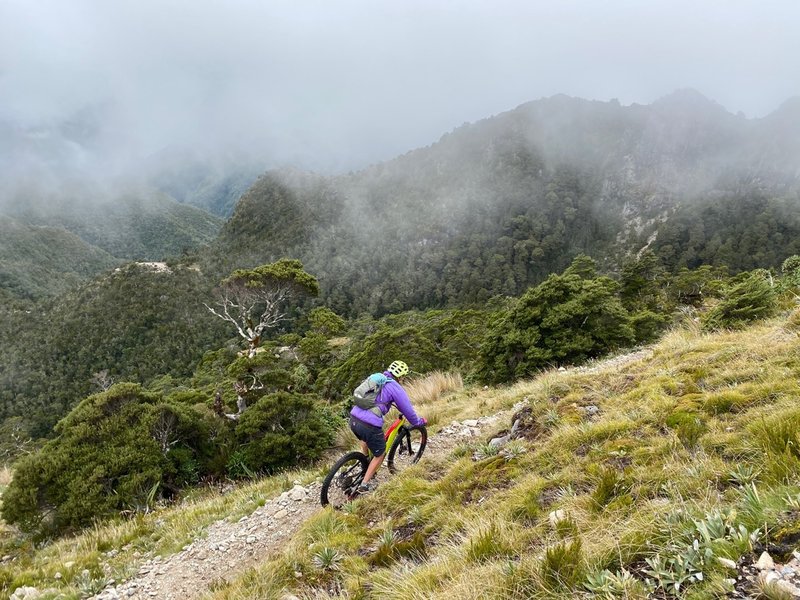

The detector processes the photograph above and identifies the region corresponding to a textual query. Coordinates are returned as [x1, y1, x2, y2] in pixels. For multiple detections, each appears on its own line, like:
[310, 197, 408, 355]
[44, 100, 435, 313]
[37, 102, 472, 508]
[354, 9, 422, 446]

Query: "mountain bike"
[320, 416, 427, 508]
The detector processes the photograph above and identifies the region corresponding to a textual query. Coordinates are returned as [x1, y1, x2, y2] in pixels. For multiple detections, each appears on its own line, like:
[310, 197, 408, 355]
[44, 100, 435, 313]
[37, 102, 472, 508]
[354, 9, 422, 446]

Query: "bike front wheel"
[320, 451, 369, 508]
[387, 426, 427, 474]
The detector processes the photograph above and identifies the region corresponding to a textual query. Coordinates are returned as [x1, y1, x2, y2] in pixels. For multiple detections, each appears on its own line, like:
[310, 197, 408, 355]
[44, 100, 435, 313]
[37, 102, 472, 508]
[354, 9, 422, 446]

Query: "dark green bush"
[234, 392, 335, 474]
[0, 383, 221, 536]
[701, 271, 777, 331]
[477, 256, 634, 384]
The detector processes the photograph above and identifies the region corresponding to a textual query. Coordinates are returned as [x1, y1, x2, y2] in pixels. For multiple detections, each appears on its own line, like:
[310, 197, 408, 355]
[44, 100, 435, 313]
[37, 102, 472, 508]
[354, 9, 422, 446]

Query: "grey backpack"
[353, 373, 390, 416]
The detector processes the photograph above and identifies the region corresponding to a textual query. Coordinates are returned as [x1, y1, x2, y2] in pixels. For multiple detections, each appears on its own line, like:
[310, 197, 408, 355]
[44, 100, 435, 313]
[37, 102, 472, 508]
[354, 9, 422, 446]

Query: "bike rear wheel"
[387, 426, 427, 474]
[320, 451, 369, 508]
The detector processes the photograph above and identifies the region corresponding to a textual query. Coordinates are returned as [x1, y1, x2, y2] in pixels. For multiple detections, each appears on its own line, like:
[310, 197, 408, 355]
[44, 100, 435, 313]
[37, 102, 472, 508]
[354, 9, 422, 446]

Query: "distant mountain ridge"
[212, 91, 800, 316]
[0, 216, 119, 300]
[0, 184, 223, 299]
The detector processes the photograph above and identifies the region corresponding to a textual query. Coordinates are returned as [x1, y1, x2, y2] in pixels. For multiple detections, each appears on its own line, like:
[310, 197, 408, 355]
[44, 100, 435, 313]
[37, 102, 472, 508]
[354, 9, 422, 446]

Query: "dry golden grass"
[406, 371, 464, 405]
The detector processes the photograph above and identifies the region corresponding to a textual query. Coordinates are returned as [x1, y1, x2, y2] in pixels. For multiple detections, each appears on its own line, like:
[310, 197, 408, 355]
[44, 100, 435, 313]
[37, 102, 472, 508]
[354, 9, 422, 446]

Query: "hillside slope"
[4, 311, 800, 599]
[0, 216, 119, 300]
[211, 93, 800, 316]
[0, 263, 230, 435]
[2, 189, 223, 262]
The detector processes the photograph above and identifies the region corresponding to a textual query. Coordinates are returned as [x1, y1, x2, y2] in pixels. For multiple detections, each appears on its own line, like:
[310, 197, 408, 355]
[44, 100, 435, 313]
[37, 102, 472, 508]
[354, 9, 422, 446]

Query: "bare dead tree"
[205, 259, 319, 359]
[151, 409, 180, 454]
[213, 389, 225, 417]
[91, 369, 114, 392]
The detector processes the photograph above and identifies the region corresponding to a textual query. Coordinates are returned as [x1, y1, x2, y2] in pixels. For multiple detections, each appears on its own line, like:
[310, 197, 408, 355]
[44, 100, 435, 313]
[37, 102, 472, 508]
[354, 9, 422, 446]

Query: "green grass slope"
[213, 312, 800, 599]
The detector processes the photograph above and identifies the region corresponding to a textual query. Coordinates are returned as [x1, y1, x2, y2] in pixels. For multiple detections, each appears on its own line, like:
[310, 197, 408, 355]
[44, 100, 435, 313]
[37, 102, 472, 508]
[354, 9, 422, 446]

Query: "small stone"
[10, 587, 40, 600]
[756, 551, 776, 571]
[764, 571, 781, 585]
[54, 572, 62, 580]
[489, 435, 510, 448]
[718, 557, 737, 570]
[1, 555, 11, 562]
[274, 508, 288, 519]
[463, 419, 479, 427]
[63, 561, 75, 569]
[548, 509, 566, 527]
[775, 580, 800, 595]
[289, 486, 307, 501]
[246, 536, 257, 544]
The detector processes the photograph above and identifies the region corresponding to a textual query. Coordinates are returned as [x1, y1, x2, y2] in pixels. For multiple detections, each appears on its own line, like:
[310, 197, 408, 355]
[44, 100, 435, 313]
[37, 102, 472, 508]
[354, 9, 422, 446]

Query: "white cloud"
[1, 0, 798, 173]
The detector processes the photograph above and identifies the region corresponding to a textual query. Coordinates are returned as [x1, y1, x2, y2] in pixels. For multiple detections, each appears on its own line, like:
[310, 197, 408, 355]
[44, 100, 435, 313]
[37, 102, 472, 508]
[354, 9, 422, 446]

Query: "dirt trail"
[92, 349, 652, 600]
[91, 415, 507, 600]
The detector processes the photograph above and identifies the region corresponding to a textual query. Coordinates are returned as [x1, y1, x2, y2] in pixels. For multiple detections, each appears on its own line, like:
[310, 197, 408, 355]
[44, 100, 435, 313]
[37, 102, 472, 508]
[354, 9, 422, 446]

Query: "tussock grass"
[0, 467, 319, 597]
[406, 371, 463, 405]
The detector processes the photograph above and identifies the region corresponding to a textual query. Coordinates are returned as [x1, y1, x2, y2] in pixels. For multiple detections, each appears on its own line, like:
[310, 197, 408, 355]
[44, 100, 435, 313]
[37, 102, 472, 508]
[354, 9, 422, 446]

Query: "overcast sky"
[2, 0, 799, 173]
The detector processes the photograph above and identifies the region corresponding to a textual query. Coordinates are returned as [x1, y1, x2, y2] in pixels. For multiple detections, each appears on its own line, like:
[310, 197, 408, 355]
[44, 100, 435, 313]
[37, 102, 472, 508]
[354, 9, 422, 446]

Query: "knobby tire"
[387, 425, 427, 474]
[320, 451, 369, 508]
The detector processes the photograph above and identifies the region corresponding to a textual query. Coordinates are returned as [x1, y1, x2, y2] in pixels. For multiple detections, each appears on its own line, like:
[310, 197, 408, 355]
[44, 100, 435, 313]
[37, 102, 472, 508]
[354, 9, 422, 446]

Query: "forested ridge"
[209, 91, 800, 316]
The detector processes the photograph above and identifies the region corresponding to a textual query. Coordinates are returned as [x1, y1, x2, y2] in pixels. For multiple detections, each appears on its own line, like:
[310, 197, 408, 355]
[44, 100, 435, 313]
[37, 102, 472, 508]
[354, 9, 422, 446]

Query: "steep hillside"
[2, 188, 223, 262]
[3, 313, 800, 599]
[0, 217, 118, 300]
[211, 93, 800, 316]
[0, 263, 230, 436]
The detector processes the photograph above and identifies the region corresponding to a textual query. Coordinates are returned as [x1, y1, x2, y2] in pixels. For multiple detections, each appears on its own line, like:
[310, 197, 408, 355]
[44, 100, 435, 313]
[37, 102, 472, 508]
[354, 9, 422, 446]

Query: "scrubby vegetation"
[2, 305, 800, 598]
[200, 310, 800, 599]
[3, 252, 798, 544]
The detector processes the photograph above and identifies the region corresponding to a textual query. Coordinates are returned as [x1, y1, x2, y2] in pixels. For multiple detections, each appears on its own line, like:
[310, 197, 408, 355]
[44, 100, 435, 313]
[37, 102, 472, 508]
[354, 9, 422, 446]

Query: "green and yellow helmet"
[387, 360, 409, 378]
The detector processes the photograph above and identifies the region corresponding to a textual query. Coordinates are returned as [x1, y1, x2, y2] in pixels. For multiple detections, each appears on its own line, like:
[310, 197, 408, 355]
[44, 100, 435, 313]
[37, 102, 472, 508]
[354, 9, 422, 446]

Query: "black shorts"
[350, 417, 386, 457]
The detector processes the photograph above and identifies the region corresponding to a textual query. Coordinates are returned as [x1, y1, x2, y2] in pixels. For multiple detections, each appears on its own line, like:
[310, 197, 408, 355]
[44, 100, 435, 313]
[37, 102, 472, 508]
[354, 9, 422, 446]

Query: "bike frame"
[361, 415, 408, 459]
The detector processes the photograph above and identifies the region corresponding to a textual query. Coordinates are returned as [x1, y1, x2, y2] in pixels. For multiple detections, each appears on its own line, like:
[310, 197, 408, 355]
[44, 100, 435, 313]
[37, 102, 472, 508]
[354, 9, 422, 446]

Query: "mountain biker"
[349, 360, 426, 493]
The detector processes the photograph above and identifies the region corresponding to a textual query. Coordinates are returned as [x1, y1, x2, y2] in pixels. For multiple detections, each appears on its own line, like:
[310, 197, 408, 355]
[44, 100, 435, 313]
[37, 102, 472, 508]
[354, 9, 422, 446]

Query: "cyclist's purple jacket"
[350, 371, 424, 428]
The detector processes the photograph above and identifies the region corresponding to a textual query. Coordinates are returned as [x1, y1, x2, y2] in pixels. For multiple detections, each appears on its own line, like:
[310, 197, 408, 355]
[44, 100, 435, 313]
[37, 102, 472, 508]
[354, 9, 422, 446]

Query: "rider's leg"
[350, 417, 385, 486]
[362, 453, 385, 483]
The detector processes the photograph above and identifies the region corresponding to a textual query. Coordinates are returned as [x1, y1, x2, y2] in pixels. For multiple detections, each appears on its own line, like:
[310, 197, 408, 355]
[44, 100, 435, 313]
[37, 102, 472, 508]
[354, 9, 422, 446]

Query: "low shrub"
[1, 384, 220, 536]
[234, 392, 335, 474]
[702, 271, 777, 331]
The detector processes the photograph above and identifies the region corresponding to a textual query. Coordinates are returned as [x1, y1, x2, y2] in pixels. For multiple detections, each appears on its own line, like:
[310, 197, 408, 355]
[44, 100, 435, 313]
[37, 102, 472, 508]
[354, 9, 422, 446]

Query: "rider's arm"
[386, 382, 425, 427]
